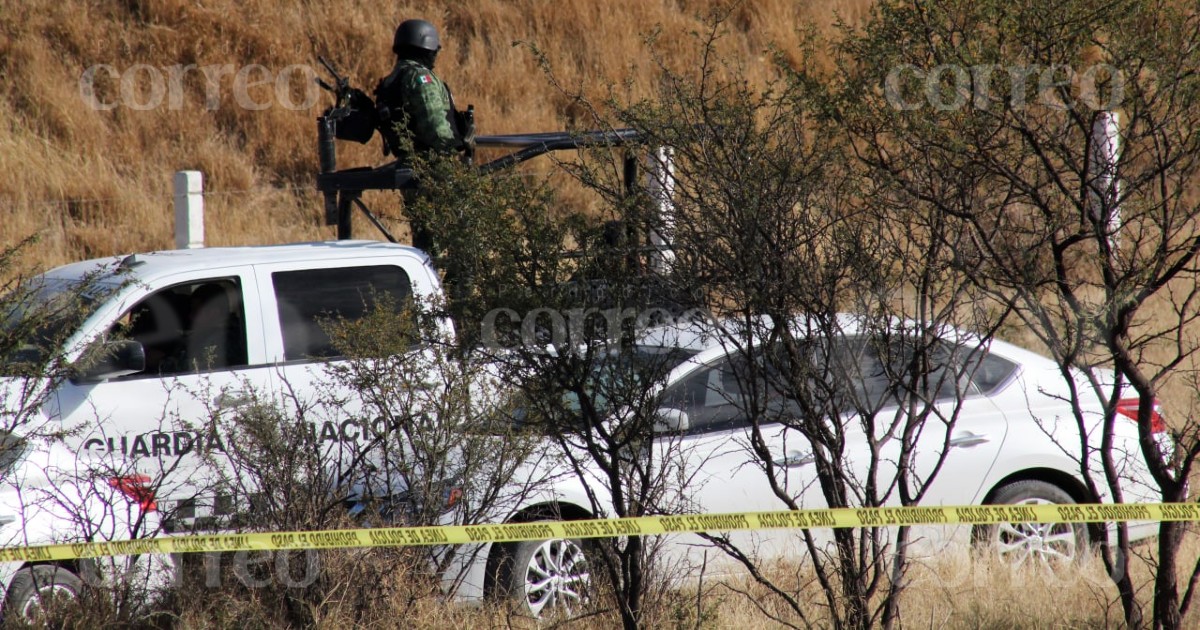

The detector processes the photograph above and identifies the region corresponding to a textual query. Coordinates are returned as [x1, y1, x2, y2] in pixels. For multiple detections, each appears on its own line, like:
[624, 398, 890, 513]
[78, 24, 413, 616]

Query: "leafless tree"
[534, 15, 1005, 628]
[410, 153, 708, 628]
[822, 0, 1200, 627]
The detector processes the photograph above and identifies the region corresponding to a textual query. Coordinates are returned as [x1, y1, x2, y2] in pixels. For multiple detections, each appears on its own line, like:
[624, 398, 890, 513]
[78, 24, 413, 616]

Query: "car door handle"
[214, 390, 251, 410]
[773, 450, 815, 468]
[949, 432, 990, 448]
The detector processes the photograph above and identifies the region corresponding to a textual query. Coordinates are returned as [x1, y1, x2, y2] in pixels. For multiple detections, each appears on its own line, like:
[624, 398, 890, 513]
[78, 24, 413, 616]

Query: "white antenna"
[174, 170, 205, 249]
[646, 145, 676, 273]
[1088, 111, 1121, 248]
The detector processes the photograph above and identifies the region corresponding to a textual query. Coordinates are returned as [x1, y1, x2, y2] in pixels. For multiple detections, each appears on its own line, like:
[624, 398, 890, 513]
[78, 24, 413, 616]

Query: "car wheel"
[4, 565, 84, 622]
[973, 480, 1090, 567]
[497, 536, 592, 618]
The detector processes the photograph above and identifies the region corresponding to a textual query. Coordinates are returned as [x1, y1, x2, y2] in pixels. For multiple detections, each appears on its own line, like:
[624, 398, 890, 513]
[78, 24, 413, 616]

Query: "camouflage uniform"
[374, 58, 462, 165]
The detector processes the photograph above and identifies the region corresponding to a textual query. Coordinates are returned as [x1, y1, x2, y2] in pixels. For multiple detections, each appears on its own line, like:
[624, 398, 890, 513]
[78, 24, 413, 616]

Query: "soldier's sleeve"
[402, 71, 459, 153]
[373, 75, 406, 157]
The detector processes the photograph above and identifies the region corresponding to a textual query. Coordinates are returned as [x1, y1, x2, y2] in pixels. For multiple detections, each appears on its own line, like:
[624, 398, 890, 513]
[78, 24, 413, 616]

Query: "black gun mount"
[315, 113, 644, 241]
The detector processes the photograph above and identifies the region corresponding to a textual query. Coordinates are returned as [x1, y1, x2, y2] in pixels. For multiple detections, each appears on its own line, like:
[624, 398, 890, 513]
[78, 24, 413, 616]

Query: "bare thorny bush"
[812, 0, 1200, 627]
[530, 12, 1013, 628]
[0, 239, 173, 627]
[167, 295, 550, 626]
[404, 151, 717, 627]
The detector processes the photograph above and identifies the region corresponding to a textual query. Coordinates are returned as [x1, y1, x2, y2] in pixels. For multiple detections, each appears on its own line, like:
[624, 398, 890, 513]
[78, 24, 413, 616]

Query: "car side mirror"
[73, 339, 146, 383]
[654, 407, 690, 433]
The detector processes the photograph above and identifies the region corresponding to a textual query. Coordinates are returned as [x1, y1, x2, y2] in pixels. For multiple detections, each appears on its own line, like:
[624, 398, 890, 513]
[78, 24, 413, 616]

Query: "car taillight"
[109, 474, 158, 512]
[1115, 398, 1166, 434]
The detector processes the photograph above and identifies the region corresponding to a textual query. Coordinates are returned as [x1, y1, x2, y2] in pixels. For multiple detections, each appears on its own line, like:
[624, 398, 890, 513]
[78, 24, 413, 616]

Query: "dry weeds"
[153, 531, 1200, 629]
[0, 0, 871, 271]
[5, 2, 1200, 627]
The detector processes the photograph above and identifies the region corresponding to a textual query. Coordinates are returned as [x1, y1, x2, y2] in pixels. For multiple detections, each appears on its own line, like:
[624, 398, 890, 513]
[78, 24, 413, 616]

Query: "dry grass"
[0, 0, 872, 271]
[698, 536, 1190, 628]
[152, 530, 1200, 629]
[6, 2, 1200, 627]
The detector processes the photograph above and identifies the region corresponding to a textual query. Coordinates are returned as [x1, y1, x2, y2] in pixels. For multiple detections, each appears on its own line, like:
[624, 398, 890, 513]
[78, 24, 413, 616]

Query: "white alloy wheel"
[975, 480, 1089, 568]
[502, 536, 592, 617]
[5, 565, 83, 622]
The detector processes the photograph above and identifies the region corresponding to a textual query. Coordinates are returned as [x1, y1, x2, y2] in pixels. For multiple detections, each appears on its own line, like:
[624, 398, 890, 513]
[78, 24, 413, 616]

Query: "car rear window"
[966, 351, 1018, 394]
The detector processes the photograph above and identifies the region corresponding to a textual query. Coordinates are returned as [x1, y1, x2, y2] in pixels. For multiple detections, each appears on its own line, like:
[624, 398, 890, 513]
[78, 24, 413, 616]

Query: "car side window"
[963, 350, 1018, 394]
[661, 357, 765, 433]
[833, 337, 979, 409]
[114, 278, 248, 376]
[271, 265, 413, 361]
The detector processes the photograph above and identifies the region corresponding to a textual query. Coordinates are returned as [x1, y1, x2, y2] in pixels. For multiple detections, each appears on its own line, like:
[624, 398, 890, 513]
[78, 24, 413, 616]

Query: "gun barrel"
[318, 56, 344, 82]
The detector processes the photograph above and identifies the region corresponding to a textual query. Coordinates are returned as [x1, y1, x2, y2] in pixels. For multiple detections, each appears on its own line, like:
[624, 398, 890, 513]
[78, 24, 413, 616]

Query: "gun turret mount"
[316, 120, 643, 241]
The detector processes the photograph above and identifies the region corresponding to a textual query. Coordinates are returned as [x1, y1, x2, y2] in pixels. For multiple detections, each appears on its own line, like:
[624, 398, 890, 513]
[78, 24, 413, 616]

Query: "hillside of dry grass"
[5, 4, 1200, 627]
[0, 0, 872, 271]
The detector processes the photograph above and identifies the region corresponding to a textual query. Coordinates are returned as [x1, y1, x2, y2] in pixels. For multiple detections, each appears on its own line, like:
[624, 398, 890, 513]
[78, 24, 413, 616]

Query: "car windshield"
[0, 277, 112, 374]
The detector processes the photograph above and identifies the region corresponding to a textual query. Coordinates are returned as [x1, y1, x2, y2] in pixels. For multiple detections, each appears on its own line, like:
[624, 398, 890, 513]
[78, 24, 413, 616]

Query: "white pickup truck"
[0, 240, 445, 617]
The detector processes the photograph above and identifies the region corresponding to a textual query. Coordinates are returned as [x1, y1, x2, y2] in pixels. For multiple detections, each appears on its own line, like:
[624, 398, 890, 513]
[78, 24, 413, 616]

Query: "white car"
[457, 317, 1164, 615]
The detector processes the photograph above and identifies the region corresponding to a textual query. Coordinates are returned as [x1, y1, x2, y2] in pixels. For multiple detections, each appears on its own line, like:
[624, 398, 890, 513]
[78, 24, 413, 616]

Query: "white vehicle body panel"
[0, 241, 445, 610]
[454, 321, 1166, 596]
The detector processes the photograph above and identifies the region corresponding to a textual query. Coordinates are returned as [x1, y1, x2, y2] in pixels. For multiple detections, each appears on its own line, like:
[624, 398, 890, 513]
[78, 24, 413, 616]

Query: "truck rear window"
[272, 265, 413, 361]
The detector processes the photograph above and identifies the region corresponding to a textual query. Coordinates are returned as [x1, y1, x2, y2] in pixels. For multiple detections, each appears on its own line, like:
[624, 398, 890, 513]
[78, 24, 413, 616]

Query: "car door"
[830, 337, 1013, 552]
[653, 354, 820, 572]
[55, 268, 274, 512]
[656, 336, 1013, 567]
[906, 345, 1015, 549]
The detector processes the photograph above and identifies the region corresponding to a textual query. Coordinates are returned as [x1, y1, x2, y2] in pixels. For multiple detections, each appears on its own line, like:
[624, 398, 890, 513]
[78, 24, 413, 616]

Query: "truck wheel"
[496, 536, 592, 618]
[4, 565, 84, 622]
[972, 480, 1090, 567]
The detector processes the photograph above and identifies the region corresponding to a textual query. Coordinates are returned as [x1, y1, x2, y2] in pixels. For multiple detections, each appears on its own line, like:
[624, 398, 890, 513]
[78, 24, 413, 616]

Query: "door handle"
[949, 432, 990, 448]
[773, 450, 815, 468]
[214, 390, 251, 410]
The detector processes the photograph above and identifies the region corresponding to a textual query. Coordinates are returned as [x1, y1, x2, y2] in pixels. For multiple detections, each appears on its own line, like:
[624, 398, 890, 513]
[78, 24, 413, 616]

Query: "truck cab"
[6, 240, 444, 538]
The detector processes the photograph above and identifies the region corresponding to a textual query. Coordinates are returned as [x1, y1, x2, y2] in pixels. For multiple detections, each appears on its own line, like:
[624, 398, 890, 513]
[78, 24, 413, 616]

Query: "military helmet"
[393, 19, 441, 54]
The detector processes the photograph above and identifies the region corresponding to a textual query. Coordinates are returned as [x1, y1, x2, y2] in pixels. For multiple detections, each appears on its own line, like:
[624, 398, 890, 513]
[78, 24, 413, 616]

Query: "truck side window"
[271, 265, 413, 361]
[117, 279, 248, 376]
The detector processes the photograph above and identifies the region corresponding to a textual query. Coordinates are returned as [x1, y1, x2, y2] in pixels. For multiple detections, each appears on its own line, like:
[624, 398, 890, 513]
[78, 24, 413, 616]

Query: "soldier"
[374, 18, 474, 253]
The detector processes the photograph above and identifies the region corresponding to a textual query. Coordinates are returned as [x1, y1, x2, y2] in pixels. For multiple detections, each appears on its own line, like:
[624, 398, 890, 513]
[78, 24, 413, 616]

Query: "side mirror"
[73, 340, 146, 383]
[654, 407, 690, 433]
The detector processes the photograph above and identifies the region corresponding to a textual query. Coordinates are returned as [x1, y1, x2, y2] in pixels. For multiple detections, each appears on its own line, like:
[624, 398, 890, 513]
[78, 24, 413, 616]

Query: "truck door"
[55, 269, 273, 522]
[250, 257, 435, 500]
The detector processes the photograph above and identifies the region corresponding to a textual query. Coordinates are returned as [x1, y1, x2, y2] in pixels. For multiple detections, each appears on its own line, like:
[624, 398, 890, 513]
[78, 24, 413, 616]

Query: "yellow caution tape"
[0, 502, 1189, 562]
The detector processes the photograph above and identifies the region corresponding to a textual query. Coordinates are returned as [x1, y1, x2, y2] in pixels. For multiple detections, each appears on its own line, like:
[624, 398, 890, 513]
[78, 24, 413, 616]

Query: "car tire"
[4, 565, 84, 622]
[973, 479, 1090, 567]
[495, 535, 592, 618]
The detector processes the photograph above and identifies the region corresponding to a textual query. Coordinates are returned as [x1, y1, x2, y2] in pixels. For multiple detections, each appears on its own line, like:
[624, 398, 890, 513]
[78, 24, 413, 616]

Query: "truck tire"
[4, 565, 84, 622]
[495, 535, 592, 618]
